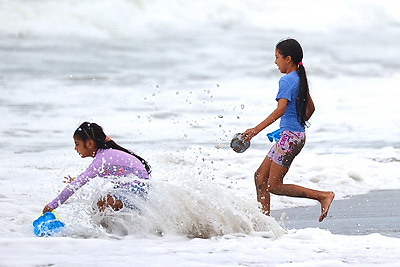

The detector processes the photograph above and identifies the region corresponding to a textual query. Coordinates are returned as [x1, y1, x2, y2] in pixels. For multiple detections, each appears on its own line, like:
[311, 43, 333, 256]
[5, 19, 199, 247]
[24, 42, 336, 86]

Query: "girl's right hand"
[242, 127, 259, 142]
[63, 175, 76, 183]
[42, 205, 53, 213]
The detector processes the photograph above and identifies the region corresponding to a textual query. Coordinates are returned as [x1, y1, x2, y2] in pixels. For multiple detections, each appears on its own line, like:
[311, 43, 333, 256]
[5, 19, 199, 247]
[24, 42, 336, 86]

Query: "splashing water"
[58, 176, 285, 239]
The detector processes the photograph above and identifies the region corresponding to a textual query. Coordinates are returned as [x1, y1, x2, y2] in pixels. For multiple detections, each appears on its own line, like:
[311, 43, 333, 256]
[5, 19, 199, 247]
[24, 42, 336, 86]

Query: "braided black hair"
[74, 122, 151, 174]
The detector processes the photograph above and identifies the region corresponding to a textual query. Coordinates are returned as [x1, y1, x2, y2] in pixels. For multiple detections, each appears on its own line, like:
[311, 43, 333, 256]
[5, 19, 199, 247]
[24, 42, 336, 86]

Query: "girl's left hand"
[242, 127, 259, 142]
[63, 175, 76, 183]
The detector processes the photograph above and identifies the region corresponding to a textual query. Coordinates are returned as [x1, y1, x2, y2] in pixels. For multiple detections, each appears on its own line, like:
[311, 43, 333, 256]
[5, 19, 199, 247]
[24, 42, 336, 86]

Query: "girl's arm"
[305, 92, 315, 121]
[42, 160, 99, 212]
[43, 178, 88, 212]
[242, 98, 287, 142]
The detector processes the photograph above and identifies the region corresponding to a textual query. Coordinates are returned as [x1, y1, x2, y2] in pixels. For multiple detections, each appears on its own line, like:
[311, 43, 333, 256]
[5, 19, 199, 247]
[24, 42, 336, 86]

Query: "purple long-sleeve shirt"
[47, 148, 149, 210]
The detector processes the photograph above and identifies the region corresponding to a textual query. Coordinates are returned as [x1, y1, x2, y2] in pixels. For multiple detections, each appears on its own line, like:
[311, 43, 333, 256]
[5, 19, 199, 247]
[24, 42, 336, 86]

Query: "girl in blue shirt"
[242, 39, 334, 222]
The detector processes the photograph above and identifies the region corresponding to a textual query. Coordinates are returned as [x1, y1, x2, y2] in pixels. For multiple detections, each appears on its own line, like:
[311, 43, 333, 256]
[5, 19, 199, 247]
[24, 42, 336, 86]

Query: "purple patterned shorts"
[267, 130, 305, 168]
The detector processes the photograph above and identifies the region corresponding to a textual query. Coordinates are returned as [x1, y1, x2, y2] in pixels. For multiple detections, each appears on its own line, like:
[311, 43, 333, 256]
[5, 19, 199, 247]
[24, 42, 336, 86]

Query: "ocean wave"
[1, 0, 399, 38]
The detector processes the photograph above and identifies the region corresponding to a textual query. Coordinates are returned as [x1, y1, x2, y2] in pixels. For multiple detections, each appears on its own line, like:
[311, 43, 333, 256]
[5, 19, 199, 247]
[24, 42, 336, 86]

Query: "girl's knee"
[97, 195, 123, 211]
[106, 195, 123, 211]
[267, 183, 285, 195]
[255, 172, 269, 194]
[266, 185, 276, 194]
[254, 171, 266, 183]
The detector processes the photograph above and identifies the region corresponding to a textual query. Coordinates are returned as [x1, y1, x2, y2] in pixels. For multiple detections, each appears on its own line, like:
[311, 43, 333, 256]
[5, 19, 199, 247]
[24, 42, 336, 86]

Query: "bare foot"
[319, 191, 335, 222]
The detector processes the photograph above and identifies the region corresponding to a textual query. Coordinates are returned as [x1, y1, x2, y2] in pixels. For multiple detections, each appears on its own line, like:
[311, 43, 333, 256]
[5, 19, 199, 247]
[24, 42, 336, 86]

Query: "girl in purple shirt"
[42, 122, 151, 213]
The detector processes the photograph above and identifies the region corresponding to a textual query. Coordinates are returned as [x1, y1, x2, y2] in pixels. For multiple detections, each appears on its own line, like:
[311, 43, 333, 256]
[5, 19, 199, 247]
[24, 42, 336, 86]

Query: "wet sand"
[272, 190, 400, 238]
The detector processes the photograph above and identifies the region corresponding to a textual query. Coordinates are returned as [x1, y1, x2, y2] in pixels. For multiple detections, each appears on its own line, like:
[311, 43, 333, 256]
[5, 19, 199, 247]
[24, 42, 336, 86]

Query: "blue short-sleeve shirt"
[276, 71, 305, 132]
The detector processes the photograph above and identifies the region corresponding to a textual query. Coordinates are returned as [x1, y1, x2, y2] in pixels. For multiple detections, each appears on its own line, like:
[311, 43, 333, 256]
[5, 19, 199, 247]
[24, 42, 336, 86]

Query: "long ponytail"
[276, 38, 309, 127]
[74, 122, 152, 174]
[296, 64, 309, 127]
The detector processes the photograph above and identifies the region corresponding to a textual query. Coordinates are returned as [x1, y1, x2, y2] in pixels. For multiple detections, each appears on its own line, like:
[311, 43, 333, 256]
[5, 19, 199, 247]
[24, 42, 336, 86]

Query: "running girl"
[242, 38, 334, 222]
[42, 122, 151, 213]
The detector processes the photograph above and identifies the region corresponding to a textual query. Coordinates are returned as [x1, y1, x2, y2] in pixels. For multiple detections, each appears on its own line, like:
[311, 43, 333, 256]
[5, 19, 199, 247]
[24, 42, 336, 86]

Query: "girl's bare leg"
[97, 195, 124, 212]
[267, 161, 335, 222]
[254, 155, 273, 215]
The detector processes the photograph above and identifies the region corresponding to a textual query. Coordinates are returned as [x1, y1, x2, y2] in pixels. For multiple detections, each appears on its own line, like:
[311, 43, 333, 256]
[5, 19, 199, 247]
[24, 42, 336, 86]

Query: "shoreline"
[272, 189, 400, 238]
